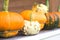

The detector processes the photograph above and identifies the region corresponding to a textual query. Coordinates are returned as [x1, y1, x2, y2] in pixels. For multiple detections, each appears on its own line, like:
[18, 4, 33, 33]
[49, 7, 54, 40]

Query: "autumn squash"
[44, 0, 60, 29]
[0, 0, 24, 37]
[20, 4, 48, 30]
[54, 12, 60, 27]
[44, 12, 59, 29]
[21, 20, 40, 35]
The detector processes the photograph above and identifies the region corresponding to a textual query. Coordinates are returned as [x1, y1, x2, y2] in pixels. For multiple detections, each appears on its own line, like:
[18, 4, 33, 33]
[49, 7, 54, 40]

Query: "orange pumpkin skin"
[44, 12, 60, 29]
[0, 12, 24, 31]
[20, 10, 47, 23]
[20, 10, 47, 30]
[20, 10, 32, 20]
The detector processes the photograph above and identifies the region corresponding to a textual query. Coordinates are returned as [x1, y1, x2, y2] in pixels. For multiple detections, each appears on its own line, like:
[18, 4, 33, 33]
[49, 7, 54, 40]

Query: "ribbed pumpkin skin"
[0, 12, 24, 31]
[20, 10, 47, 23]
[20, 10, 47, 30]
[54, 12, 60, 27]
[20, 10, 32, 20]
[44, 12, 60, 29]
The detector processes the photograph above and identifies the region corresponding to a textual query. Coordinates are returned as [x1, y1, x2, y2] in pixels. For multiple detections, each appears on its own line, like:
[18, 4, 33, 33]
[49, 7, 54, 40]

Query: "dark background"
[0, 0, 60, 12]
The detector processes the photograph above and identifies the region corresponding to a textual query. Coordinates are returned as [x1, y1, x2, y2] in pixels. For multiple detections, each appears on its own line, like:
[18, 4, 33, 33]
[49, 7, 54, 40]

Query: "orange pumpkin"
[0, 12, 24, 31]
[20, 10, 47, 30]
[0, 12, 24, 37]
[0, 0, 24, 37]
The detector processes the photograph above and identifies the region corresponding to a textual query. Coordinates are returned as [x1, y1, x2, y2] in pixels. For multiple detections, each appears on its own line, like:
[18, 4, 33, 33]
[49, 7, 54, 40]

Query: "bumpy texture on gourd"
[23, 20, 40, 35]
[35, 4, 48, 13]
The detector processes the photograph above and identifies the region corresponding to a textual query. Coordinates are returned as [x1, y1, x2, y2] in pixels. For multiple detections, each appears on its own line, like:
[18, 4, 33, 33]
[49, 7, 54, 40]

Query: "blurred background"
[0, 0, 60, 12]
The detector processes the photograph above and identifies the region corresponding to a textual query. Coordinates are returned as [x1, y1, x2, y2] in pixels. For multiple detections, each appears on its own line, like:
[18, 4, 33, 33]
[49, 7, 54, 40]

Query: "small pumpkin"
[44, 0, 60, 29]
[44, 12, 59, 29]
[0, 0, 24, 37]
[0, 12, 24, 31]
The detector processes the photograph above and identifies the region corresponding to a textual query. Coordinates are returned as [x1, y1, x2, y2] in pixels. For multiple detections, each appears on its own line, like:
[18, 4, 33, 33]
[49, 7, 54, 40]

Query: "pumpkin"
[20, 4, 48, 30]
[44, 0, 60, 29]
[0, 12, 24, 31]
[0, 0, 24, 37]
[44, 12, 59, 29]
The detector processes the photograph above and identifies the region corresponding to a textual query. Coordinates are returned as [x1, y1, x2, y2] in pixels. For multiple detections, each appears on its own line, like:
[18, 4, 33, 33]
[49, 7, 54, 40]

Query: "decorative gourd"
[0, 0, 24, 37]
[54, 12, 60, 27]
[44, 0, 60, 29]
[44, 12, 59, 29]
[20, 4, 48, 30]
[22, 20, 40, 35]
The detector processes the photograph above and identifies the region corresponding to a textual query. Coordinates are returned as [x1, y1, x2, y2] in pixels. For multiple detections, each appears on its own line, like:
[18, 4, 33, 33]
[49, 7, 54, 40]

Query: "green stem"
[32, 2, 37, 12]
[33, 2, 37, 6]
[30, 13, 32, 25]
[30, 13, 32, 22]
[46, 0, 49, 8]
[3, 0, 9, 12]
[58, 6, 60, 12]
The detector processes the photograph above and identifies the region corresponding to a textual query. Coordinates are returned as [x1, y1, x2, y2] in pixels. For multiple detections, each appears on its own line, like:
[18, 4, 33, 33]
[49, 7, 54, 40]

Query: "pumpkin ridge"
[6, 12, 11, 31]
[54, 13, 59, 28]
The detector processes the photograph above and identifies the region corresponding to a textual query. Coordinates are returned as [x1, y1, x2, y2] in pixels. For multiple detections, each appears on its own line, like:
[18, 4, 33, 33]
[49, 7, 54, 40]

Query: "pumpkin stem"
[3, 0, 9, 12]
[32, 2, 37, 12]
[46, 0, 49, 8]
[33, 2, 37, 6]
[58, 6, 60, 12]
[30, 13, 32, 22]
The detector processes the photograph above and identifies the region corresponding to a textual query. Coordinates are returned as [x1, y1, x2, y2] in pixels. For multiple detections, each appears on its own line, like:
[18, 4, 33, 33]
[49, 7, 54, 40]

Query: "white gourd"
[23, 20, 40, 35]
